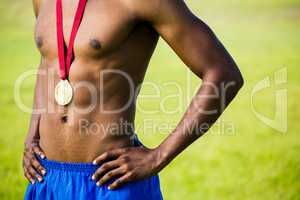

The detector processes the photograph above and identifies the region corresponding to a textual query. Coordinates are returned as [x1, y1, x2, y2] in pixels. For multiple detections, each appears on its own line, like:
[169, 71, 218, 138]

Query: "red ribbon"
[56, 0, 87, 80]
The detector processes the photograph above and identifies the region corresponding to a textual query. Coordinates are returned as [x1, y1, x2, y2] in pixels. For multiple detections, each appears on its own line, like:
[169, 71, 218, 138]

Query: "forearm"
[25, 65, 44, 146]
[155, 68, 243, 170]
[25, 114, 40, 145]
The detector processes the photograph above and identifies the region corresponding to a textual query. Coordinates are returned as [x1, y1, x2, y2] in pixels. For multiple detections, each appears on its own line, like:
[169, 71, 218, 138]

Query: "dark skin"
[23, 0, 243, 190]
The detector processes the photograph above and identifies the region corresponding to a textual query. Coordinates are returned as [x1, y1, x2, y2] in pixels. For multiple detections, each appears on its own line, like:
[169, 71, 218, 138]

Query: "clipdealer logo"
[251, 68, 288, 133]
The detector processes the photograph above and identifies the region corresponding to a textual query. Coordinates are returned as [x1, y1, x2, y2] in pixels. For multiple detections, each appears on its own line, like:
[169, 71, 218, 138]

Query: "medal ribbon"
[56, 0, 87, 80]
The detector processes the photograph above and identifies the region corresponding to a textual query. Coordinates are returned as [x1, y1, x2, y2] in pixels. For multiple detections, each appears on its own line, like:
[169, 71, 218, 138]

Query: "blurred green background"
[0, 0, 300, 199]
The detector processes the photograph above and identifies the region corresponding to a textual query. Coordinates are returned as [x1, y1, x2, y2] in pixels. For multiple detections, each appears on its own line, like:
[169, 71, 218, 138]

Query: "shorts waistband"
[39, 158, 99, 173]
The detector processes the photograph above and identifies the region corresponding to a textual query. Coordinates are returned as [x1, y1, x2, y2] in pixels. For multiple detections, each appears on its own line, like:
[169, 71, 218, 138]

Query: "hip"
[24, 137, 163, 200]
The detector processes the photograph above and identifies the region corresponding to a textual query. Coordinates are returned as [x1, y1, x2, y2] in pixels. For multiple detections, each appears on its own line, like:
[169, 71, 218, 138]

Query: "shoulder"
[120, 0, 162, 21]
[120, 0, 189, 24]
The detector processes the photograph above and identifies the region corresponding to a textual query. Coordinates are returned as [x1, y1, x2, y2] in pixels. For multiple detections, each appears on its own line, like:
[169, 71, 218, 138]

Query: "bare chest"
[35, 0, 139, 59]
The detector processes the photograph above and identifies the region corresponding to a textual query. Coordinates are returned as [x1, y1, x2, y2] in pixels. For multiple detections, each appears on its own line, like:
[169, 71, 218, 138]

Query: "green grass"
[0, 0, 300, 199]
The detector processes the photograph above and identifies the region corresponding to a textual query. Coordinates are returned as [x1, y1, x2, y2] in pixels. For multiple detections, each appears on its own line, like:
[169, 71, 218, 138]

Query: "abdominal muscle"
[39, 112, 135, 163]
[38, 60, 140, 163]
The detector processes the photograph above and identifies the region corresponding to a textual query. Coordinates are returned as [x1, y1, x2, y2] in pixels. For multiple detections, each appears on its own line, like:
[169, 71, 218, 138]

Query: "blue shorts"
[24, 138, 163, 200]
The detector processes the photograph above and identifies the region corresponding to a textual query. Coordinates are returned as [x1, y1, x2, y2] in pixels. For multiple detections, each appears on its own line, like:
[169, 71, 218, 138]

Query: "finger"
[108, 173, 132, 190]
[92, 160, 120, 181]
[31, 157, 46, 176]
[96, 168, 125, 186]
[24, 168, 35, 184]
[28, 166, 43, 182]
[25, 151, 46, 176]
[32, 146, 46, 159]
[93, 148, 127, 165]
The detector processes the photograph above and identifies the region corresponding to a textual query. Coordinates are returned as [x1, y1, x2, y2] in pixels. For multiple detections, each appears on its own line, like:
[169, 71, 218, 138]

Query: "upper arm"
[128, 0, 241, 80]
[33, 0, 42, 18]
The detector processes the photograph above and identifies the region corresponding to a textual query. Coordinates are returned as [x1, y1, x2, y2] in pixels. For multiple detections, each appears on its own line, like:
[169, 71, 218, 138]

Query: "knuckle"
[37, 165, 43, 171]
[119, 157, 126, 163]
[33, 161, 41, 168]
[103, 152, 109, 159]
[27, 170, 34, 177]
[34, 161, 40, 167]
[107, 172, 113, 178]
[102, 164, 108, 170]
[122, 156, 130, 163]
[26, 152, 31, 158]
[31, 159, 37, 165]
[121, 167, 127, 173]
[24, 146, 30, 152]
[23, 160, 30, 167]
[127, 163, 133, 170]
[123, 148, 130, 153]
[33, 149, 39, 155]
[123, 164, 129, 171]
[39, 165, 44, 170]
[24, 151, 30, 158]
[115, 179, 122, 185]
[28, 147, 34, 153]
[94, 170, 100, 176]
[127, 171, 134, 178]
[29, 167, 36, 175]
[25, 173, 30, 179]
[29, 158, 35, 164]
[96, 168, 103, 175]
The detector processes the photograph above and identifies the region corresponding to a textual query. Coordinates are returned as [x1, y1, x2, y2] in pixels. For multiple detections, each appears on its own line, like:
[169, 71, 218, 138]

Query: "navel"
[36, 36, 43, 49]
[89, 39, 101, 50]
[60, 115, 68, 123]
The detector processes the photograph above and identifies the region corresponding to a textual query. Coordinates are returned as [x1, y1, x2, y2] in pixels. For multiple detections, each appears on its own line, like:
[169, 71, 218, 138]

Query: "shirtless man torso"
[23, 0, 243, 199]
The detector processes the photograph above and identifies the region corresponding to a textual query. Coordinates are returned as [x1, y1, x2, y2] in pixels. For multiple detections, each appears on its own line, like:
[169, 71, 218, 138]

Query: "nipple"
[36, 36, 43, 49]
[89, 39, 101, 50]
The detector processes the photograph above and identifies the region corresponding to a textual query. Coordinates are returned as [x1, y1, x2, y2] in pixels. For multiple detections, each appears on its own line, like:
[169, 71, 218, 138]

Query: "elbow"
[207, 65, 244, 92]
[217, 67, 244, 100]
[227, 69, 244, 98]
[223, 66, 244, 93]
[231, 68, 244, 91]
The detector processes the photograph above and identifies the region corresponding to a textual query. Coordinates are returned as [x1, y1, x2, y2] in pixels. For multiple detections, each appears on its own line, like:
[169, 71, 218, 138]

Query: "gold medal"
[55, 80, 73, 106]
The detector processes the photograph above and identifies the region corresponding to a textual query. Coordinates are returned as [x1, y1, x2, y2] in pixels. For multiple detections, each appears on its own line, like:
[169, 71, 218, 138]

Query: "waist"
[39, 135, 135, 162]
[38, 134, 142, 173]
